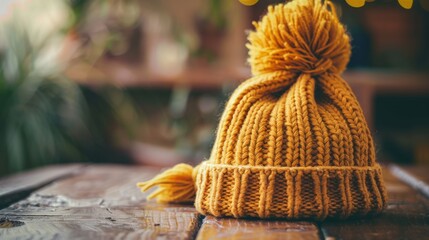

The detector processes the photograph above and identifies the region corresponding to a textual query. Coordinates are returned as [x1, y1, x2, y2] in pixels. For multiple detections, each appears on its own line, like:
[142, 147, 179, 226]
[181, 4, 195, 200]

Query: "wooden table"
[1, 164, 428, 239]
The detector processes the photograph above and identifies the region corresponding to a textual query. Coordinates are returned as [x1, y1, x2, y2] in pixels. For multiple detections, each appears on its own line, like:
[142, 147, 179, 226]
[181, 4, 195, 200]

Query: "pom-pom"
[137, 164, 197, 203]
[247, 0, 351, 76]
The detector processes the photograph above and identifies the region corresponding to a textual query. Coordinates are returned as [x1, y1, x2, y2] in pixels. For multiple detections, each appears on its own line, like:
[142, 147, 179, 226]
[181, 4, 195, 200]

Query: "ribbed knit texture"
[137, 0, 387, 220]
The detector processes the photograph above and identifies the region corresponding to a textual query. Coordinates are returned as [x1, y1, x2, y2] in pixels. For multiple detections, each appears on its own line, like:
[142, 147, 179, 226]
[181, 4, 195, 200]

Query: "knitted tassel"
[137, 163, 197, 203]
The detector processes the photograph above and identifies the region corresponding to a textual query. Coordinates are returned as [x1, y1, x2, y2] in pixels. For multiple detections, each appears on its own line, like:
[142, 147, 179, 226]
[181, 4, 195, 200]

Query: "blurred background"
[0, 0, 428, 176]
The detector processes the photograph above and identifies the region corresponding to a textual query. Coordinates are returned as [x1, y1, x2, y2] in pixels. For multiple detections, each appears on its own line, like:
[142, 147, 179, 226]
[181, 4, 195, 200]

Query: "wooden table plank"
[0, 206, 201, 239]
[0, 164, 84, 209]
[389, 164, 429, 198]
[0, 164, 202, 240]
[320, 167, 429, 240]
[196, 216, 320, 240]
[25, 164, 162, 207]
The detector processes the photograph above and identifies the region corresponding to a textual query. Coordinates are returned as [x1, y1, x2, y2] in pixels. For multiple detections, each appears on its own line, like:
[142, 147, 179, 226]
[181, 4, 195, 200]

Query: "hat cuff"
[194, 163, 387, 219]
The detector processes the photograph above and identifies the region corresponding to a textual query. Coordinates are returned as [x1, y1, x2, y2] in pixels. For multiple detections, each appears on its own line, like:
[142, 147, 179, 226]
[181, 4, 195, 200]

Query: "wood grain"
[390, 165, 429, 198]
[196, 216, 320, 240]
[0, 206, 201, 239]
[0, 165, 202, 240]
[321, 167, 429, 240]
[27, 164, 163, 207]
[2, 164, 429, 239]
[0, 164, 84, 209]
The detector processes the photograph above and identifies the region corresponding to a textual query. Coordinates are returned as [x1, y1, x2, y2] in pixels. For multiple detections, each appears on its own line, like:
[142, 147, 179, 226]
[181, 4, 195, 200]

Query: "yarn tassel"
[137, 163, 197, 203]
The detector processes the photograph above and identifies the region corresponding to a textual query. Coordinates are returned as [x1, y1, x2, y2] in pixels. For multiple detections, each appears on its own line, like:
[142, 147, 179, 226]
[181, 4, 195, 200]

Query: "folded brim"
[194, 163, 387, 219]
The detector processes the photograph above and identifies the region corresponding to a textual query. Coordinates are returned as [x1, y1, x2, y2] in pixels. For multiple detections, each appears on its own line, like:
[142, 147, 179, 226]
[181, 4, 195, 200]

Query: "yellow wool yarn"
[137, 0, 387, 220]
[137, 164, 197, 203]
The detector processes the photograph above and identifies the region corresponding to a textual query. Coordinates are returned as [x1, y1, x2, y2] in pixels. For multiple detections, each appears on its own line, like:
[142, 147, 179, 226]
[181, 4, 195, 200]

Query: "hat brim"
[195, 162, 387, 219]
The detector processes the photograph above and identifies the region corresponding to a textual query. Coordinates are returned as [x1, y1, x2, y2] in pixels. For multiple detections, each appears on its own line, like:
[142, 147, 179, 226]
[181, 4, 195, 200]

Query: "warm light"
[345, 0, 366, 8]
[398, 0, 413, 9]
[345, 0, 413, 9]
[238, 0, 259, 6]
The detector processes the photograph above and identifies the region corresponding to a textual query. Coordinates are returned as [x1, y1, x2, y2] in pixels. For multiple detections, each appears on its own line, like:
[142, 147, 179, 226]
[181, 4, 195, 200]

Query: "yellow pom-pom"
[247, 0, 351, 76]
[137, 163, 197, 203]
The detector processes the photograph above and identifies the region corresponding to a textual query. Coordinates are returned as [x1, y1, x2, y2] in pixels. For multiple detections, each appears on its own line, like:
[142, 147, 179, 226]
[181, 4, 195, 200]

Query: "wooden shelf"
[69, 61, 429, 92]
[344, 70, 429, 130]
[66, 60, 249, 89]
[344, 70, 429, 95]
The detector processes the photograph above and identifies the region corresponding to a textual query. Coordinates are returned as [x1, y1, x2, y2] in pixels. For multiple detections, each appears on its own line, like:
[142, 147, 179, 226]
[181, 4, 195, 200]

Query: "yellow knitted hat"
[137, 0, 387, 220]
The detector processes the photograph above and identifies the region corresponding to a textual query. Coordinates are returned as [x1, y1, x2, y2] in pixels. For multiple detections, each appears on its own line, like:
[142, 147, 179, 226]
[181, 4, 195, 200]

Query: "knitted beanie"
[137, 0, 387, 220]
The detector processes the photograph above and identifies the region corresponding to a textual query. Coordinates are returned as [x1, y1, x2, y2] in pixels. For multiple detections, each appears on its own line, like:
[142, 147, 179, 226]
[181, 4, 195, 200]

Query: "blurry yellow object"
[398, 0, 413, 9]
[345, 0, 365, 7]
[345, 0, 413, 9]
[239, 0, 259, 6]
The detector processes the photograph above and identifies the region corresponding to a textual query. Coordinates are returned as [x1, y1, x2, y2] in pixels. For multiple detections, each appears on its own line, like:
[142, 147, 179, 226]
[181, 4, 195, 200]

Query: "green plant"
[0, 15, 84, 175]
[0, 0, 140, 176]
